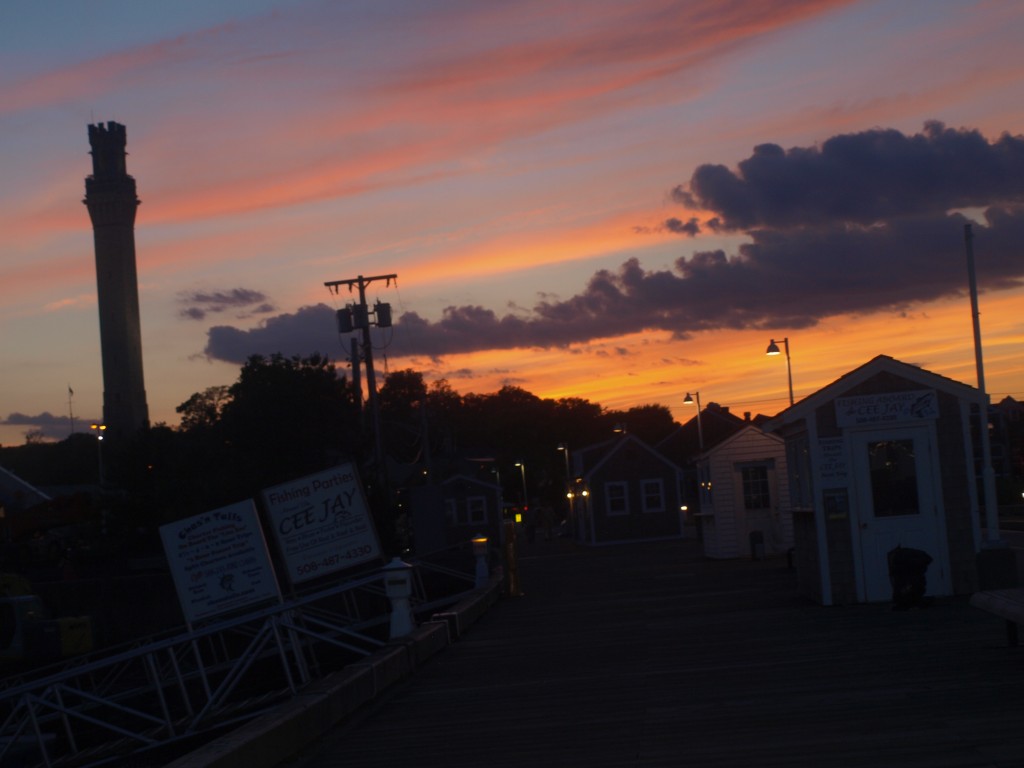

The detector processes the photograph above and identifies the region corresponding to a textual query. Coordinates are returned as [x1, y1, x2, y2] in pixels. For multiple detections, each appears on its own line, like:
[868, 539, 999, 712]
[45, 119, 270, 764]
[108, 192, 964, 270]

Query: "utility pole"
[324, 274, 396, 481]
[963, 225, 1000, 544]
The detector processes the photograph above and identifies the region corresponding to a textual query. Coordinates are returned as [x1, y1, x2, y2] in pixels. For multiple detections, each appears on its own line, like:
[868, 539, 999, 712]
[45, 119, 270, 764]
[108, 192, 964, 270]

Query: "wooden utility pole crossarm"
[324, 274, 398, 484]
[324, 274, 398, 294]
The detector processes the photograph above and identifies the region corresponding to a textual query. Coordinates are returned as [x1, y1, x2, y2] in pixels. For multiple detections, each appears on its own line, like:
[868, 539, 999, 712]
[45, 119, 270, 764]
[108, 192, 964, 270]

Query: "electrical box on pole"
[324, 274, 398, 490]
[336, 307, 353, 333]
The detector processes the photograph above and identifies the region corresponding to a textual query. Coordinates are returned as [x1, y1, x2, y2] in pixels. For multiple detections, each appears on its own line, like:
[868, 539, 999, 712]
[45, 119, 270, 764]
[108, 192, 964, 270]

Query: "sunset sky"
[2, 0, 1023, 446]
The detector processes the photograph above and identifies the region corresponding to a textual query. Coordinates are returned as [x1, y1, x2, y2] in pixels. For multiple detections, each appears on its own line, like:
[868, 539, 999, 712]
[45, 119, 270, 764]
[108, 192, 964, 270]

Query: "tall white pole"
[782, 338, 794, 407]
[964, 224, 1000, 543]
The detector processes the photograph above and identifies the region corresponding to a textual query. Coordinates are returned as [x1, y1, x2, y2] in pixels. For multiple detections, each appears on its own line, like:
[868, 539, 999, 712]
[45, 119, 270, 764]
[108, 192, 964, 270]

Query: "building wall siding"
[702, 429, 791, 559]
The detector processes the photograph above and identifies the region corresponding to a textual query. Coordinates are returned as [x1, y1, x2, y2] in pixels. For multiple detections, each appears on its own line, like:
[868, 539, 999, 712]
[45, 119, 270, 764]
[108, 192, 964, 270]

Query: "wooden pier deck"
[277, 535, 1023, 768]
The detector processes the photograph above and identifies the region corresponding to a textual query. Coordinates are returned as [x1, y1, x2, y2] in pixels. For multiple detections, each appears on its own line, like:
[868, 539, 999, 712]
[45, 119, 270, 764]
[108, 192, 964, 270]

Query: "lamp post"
[683, 392, 703, 453]
[557, 443, 571, 479]
[766, 337, 794, 407]
[558, 443, 573, 533]
[684, 392, 709, 516]
[89, 423, 106, 486]
[514, 462, 528, 510]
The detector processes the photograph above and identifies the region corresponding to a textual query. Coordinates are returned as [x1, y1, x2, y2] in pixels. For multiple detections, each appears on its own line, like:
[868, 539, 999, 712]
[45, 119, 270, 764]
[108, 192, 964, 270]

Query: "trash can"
[887, 545, 932, 609]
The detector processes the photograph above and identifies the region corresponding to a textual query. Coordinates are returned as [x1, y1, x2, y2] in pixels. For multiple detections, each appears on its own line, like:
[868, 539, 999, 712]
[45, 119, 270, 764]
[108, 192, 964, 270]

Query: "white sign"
[160, 501, 280, 624]
[835, 389, 938, 427]
[817, 437, 848, 485]
[261, 464, 381, 585]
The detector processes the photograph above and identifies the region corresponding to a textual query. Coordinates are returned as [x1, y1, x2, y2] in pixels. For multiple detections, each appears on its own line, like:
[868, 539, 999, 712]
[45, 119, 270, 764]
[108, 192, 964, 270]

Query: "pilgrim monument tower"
[84, 122, 149, 441]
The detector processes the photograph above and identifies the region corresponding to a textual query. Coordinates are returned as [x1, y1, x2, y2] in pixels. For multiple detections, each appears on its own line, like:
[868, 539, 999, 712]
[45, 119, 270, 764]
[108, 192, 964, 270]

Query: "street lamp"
[683, 392, 703, 453]
[514, 462, 528, 509]
[766, 337, 794, 407]
[557, 443, 571, 486]
[89, 423, 106, 485]
[684, 392, 709, 512]
[558, 443, 573, 531]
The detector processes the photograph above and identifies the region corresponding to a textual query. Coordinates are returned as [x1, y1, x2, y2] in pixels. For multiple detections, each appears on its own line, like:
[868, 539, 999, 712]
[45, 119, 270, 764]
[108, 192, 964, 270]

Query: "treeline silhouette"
[1, 353, 678, 554]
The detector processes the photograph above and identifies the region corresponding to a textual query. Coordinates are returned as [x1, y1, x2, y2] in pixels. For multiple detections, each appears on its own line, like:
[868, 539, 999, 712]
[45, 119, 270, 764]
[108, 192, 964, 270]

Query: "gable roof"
[576, 433, 683, 480]
[701, 424, 784, 458]
[440, 473, 502, 493]
[657, 403, 748, 462]
[763, 355, 978, 431]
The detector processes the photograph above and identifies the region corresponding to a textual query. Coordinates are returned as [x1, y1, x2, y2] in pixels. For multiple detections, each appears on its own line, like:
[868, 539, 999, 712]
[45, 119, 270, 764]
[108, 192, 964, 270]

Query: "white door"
[850, 426, 949, 602]
[733, 463, 780, 554]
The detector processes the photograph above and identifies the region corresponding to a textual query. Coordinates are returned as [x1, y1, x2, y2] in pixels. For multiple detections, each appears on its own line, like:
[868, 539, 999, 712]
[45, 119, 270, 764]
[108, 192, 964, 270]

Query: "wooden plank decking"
[277, 536, 1024, 768]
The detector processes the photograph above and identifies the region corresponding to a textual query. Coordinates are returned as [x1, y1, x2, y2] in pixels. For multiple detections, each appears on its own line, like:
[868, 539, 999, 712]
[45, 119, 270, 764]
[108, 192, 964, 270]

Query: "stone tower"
[84, 122, 149, 441]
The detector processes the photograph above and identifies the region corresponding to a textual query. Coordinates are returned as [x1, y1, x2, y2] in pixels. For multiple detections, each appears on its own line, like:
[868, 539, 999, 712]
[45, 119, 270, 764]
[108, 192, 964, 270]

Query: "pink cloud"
[8, 0, 856, 229]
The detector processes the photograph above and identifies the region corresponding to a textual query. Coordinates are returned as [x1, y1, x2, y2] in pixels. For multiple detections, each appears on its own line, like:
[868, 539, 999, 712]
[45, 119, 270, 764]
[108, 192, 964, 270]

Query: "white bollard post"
[472, 536, 489, 588]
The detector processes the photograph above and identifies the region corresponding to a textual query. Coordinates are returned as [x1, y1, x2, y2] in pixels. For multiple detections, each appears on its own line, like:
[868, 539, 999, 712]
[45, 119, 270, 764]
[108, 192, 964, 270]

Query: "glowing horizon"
[2, 1, 1023, 446]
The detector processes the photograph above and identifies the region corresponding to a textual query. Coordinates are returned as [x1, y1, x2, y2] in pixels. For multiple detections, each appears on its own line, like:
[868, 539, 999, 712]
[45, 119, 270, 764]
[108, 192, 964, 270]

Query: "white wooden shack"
[696, 425, 792, 559]
[763, 355, 1000, 605]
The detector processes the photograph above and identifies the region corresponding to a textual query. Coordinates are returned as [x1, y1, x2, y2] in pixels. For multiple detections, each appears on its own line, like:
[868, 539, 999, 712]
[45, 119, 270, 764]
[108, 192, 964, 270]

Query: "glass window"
[741, 465, 771, 510]
[867, 439, 920, 517]
[606, 482, 628, 516]
[641, 479, 664, 513]
[467, 496, 487, 525]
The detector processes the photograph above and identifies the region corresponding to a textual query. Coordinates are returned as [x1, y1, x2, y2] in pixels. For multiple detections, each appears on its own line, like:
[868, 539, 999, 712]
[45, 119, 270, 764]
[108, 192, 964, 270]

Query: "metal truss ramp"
[0, 554, 478, 768]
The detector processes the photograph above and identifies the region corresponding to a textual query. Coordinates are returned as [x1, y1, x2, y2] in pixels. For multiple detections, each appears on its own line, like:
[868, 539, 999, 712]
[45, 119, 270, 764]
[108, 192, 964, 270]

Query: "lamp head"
[766, 339, 781, 356]
[683, 392, 695, 405]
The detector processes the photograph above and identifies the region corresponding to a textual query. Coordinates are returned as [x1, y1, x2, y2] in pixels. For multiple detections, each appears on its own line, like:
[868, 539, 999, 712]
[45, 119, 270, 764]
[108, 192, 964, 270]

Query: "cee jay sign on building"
[835, 389, 939, 428]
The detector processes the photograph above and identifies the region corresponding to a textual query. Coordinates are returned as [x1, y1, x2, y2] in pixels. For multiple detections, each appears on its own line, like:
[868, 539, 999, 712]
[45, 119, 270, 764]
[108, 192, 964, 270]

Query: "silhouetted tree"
[1, 360, 684, 543]
[379, 369, 429, 465]
[425, 378, 463, 457]
[608, 404, 677, 446]
[216, 353, 359, 493]
[162, 353, 361, 509]
[379, 369, 427, 419]
[175, 385, 231, 431]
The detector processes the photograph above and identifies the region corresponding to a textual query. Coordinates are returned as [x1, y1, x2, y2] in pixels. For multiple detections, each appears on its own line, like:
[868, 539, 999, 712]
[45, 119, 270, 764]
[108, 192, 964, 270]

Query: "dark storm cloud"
[205, 304, 344, 363]
[6, 411, 64, 427]
[664, 217, 701, 236]
[634, 217, 701, 236]
[202, 122, 1024, 364]
[2, 411, 99, 441]
[675, 121, 1024, 230]
[179, 288, 274, 321]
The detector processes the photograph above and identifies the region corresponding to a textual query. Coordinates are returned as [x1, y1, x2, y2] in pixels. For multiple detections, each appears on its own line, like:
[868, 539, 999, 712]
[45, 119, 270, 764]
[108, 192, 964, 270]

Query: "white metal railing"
[0, 549, 478, 768]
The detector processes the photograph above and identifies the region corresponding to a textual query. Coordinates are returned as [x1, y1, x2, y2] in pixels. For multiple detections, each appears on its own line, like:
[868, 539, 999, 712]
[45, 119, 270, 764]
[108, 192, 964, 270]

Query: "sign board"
[817, 437, 848, 485]
[823, 488, 850, 520]
[835, 389, 938, 428]
[159, 501, 280, 624]
[261, 464, 381, 585]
